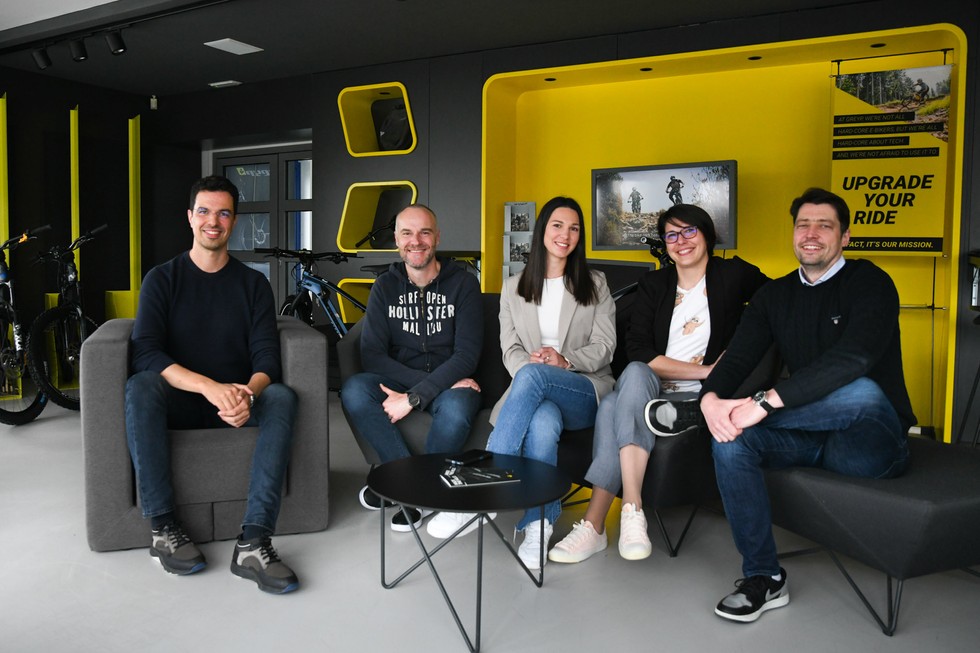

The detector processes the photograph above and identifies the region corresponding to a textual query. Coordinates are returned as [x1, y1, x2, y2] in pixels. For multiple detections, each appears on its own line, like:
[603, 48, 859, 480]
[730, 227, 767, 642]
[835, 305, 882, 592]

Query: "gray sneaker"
[231, 536, 299, 594]
[150, 522, 206, 575]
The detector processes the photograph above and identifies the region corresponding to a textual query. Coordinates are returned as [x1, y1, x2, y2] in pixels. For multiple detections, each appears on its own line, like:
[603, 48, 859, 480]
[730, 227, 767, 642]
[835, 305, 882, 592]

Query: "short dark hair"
[189, 175, 240, 215]
[790, 187, 850, 232]
[657, 203, 717, 256]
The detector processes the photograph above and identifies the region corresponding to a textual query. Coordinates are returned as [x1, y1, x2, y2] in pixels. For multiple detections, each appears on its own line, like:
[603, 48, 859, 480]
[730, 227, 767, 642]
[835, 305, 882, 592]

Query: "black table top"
[367, 453, 570, 513]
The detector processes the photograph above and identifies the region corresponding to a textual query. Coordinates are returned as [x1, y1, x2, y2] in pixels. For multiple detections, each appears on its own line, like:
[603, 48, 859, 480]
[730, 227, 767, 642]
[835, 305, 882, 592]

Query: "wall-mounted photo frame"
[592, 160, 737, 250]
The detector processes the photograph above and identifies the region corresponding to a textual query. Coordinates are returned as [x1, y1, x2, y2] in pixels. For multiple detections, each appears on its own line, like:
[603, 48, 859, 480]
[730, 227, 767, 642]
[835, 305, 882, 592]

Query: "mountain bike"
[255, 247, 368, 337]
[27, 224, 107, 410]
[0, 225, 51, 425]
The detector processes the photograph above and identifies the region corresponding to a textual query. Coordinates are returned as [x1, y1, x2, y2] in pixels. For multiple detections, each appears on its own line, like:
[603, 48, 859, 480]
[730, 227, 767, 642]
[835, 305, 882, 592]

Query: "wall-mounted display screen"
[592, 160, 737, 250]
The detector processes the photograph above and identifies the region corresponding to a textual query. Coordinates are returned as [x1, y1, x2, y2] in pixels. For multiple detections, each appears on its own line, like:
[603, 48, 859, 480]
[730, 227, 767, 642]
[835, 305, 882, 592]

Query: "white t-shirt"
[537, 277, 564, 349]
[663, 275, 710, 393]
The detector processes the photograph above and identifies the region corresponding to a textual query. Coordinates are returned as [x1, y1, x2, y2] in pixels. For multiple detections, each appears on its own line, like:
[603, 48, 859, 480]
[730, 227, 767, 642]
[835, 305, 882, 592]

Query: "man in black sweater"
[126, 175, 299, 594]
[647, 187, 914, 623]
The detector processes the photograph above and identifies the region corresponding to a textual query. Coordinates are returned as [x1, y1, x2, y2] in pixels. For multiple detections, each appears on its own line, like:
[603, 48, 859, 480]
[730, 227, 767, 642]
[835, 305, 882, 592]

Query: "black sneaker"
[150, 522, 206, 575]
[390, 507, 434, 532]
[644, 398, 704, 437]
[231, 536, 299, 594]
[359, 484, 393, 510]
[715, 568, 789, 622]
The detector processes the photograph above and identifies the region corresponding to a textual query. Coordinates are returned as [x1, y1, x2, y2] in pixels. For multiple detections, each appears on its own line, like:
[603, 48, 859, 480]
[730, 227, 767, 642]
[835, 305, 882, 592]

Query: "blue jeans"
[125, 371, 298, 534]
[340, 372, 481, 463]
[712, 377, 909, 578]
[586, 361, 697, 493]
[486, 364, 599, 530]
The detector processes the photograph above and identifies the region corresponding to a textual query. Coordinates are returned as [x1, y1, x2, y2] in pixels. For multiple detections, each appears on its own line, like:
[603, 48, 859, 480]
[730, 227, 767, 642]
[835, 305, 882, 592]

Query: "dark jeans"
[125, 371, 297, 534]
[712, 377, 909, 578]
[340, 372, 481, 463]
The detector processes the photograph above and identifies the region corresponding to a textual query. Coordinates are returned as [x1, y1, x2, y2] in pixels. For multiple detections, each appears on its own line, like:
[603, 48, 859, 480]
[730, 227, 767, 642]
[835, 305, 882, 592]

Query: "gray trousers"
[584, 361, 697, 493]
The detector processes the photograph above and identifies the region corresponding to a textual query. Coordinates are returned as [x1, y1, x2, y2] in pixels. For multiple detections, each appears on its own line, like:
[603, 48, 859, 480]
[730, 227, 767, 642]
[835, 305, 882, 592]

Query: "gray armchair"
[81, 316, 330, 552]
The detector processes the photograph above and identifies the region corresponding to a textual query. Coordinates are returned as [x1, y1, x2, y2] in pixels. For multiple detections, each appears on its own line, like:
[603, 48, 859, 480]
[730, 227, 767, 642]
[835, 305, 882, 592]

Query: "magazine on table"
[440, 465, 520, 488]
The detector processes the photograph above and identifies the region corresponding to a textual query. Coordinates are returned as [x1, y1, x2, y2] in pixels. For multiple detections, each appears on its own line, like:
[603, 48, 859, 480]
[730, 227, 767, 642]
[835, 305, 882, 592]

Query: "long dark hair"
[517, 196, 598, 306]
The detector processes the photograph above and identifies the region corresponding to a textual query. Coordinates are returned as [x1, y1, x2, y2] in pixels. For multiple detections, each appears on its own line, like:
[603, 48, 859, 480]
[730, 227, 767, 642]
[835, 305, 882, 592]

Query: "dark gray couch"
[766, 437, 980, 634]
[81, 316, 330, 552]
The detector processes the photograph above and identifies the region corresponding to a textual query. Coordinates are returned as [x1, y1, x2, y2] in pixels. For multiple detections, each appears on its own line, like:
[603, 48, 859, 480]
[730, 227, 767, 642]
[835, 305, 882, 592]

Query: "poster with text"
[831, 65, 950, 255]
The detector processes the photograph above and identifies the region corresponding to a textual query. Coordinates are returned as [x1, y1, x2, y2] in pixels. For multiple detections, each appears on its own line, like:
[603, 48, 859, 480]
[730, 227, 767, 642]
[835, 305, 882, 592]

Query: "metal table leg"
[379, 504, 547, 652]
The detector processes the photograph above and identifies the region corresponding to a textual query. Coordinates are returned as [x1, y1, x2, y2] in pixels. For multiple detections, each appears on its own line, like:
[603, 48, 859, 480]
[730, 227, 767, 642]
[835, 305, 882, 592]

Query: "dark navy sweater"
[702, 258, 916, 432]
[130, 252, 281, 384]
[359, 257, 482, 408]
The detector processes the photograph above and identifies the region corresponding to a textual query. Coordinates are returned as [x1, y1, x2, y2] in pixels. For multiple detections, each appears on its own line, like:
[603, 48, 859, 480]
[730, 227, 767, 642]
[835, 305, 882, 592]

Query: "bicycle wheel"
[0, 304, 47, 425]
[27, 305, 98, 411]
[279, 294, 314, 326]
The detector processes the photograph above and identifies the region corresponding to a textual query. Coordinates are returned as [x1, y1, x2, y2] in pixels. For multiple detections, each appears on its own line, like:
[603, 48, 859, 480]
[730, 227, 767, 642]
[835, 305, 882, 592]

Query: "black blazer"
[625, 256, 770, 366]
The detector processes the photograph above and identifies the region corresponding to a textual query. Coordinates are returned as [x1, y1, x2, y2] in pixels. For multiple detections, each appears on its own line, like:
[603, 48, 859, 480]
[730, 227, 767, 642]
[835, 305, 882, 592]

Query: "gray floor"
[2, 397, 977, 652]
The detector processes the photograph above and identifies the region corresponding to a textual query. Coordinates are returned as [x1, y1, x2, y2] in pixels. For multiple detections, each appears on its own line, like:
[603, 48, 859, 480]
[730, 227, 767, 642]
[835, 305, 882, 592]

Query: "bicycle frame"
[0, 225, 51, 372]
[288, 264, 367, 337]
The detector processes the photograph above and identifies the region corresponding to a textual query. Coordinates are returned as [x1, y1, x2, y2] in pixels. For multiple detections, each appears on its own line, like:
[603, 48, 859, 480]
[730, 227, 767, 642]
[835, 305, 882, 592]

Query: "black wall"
[0, 67, 142, 323]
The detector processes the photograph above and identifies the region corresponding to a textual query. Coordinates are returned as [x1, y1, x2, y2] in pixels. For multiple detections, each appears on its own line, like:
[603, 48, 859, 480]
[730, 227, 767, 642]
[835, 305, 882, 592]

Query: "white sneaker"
[426, 511, 497, 539]
[618, 503, 652, 560]
[517, 518, 553, 570]
[548, 520, 608, 563]
[390, 507, 434, 532]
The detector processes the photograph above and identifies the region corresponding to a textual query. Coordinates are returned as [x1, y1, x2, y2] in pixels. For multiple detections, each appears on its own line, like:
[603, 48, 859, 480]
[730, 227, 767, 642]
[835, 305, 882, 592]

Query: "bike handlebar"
[71, 223, 109, 250]
[1, 224, 53, 251]
[639, 235, 673, 268]
[254, 247, 360, 265]
[33, 223, 108, 264]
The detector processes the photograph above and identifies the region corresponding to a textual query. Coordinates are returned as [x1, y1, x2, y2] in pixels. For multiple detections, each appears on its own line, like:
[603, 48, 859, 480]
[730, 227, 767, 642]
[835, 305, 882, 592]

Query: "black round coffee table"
[367, 452, 569, 653]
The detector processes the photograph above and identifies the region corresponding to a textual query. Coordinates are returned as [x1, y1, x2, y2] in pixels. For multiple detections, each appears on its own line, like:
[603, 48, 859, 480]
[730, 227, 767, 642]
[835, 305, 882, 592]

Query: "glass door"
[214, 148, 313, 306]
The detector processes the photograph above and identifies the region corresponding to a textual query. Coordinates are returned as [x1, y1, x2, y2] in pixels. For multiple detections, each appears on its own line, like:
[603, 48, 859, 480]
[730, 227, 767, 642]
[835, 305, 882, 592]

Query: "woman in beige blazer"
[487, 196, 616, 568]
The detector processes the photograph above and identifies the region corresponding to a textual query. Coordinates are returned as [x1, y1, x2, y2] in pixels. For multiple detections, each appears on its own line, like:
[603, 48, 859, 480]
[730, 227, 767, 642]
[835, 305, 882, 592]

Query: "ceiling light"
[70, 39, 88, 62]
[105, 30, 127, 55]
[203, 38, 263, 55]
[208, 80, 242, 88]
[32, 47, 52, 70]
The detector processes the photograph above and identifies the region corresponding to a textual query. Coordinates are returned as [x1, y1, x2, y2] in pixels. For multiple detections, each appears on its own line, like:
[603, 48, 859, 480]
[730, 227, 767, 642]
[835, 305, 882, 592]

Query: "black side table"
[367, 453, 569, 652]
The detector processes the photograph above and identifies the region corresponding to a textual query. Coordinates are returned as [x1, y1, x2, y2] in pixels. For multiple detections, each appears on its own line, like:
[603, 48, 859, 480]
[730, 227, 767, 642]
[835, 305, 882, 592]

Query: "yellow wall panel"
[482, 24, 967, 439]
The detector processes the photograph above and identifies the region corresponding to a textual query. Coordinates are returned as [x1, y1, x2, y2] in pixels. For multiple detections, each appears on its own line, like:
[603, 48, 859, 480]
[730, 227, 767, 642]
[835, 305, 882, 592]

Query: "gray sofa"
[766, 437, 980, 635]
[81, 316, 330, 552]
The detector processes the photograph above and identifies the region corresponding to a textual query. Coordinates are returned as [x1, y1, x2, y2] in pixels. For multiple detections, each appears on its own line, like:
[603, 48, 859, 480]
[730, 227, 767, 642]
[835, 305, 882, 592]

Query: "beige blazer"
[489, 270, 617, 424]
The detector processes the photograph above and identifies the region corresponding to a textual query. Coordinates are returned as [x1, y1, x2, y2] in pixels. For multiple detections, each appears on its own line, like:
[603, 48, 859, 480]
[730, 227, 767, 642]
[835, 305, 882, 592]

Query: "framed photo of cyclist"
[592, 159, 737, 251]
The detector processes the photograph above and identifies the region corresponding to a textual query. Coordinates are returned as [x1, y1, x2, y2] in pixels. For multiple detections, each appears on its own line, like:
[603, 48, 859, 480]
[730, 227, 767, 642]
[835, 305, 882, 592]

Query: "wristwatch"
[407, 392, 421, 410]
[248, 394, 255, 409]
[752, 390, 775, 415]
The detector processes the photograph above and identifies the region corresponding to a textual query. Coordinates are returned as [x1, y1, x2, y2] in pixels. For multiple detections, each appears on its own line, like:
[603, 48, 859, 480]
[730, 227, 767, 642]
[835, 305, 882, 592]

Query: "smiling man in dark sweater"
[126, 175, 299, 594]
[647, 187, 914, 623]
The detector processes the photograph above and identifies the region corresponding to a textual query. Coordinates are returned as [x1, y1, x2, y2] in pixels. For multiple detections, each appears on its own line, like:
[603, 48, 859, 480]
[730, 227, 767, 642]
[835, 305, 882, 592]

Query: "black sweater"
[130, 252, 281, 384]
[626, 256, 770, 366]
[702, 258, 916, 432]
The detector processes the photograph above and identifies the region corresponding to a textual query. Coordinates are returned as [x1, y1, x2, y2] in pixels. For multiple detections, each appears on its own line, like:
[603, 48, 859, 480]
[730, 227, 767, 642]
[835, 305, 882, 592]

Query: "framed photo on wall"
[592, 160, 737, 250]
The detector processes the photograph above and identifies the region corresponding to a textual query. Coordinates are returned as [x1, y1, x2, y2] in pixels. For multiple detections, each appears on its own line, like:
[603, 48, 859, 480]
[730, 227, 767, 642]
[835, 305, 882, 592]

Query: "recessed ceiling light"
[209, 80, 243, 88]
[203, 38, 263, 55]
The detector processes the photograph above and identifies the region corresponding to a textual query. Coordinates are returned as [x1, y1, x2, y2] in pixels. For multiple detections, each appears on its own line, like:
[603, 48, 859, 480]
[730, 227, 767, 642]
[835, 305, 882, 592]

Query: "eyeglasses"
[663, 226, 698, 244]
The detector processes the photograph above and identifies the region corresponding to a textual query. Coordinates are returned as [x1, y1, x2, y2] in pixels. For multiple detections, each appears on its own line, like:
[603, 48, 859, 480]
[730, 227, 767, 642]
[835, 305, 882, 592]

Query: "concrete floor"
[1, 397, 978, 652]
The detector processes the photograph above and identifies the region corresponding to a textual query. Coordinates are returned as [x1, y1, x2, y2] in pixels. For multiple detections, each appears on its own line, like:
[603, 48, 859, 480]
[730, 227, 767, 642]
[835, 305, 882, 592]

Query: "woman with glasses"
[549, 203, 769, 564]
[427, 196, 615, 569]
